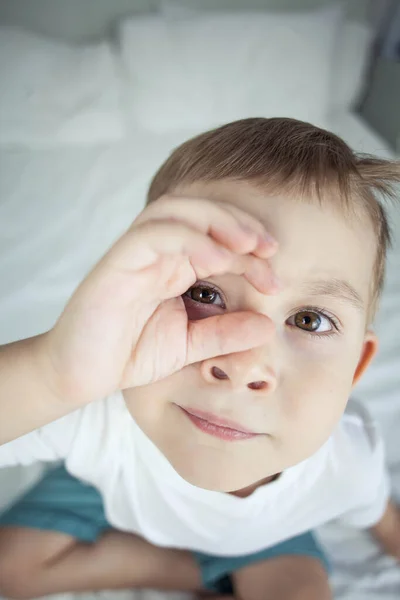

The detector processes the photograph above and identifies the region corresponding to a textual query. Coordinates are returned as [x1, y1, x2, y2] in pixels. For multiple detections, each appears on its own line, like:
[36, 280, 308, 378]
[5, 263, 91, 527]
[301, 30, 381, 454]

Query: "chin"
[165, 448, 260, 492]
[177, 463, 234, 491]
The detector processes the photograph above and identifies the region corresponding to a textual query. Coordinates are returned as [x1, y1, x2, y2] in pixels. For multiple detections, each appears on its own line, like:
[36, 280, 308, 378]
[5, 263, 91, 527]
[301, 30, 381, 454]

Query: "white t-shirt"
[0, 394, 389, 556]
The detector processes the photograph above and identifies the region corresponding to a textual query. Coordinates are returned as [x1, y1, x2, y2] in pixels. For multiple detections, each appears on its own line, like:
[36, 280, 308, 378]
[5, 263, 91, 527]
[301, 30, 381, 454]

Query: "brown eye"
[294, 311, 321, 331]
[287, 308, 336, 336]
[189, 285, 218, 304]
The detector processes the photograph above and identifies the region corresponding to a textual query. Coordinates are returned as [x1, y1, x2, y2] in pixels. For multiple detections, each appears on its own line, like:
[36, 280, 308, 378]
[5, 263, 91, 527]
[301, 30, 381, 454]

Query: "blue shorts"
[0, 466, 330, 594]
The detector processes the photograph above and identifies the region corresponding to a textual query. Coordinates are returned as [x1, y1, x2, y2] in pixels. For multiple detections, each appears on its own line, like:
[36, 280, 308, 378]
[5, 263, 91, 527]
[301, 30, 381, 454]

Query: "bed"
[0, 1, 399, 599]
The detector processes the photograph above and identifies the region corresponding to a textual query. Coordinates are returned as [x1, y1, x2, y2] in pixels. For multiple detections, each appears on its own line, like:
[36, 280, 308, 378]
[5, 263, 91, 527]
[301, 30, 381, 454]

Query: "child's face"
[124, 180, 378, 492]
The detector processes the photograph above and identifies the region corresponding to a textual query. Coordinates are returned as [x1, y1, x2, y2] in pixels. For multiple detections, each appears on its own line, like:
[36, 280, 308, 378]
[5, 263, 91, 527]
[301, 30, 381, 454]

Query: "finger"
[214, 253, 278, 295]
[185, 311, 274, 365]
[241, 254, 281, 294]
[103, 221, 279, 297]
[135, 195, 277, 257]
[220, 202, 278, 258]
[219, 203, 280, 290]
[102, 220, 235, 275]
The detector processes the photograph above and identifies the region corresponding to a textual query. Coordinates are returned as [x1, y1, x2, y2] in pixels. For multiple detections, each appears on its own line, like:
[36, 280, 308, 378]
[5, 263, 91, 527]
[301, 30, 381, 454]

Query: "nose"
[200, 349, 277, 393]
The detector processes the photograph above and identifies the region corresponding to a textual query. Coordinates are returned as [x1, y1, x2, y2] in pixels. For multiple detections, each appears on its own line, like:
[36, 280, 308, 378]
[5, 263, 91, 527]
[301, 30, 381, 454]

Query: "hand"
[370, 500, 400, 563]
[40, 195, 279, 406]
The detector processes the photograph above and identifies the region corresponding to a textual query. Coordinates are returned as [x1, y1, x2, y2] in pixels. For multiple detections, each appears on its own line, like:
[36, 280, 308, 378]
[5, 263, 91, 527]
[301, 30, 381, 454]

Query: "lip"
[177, 405, 260, 441]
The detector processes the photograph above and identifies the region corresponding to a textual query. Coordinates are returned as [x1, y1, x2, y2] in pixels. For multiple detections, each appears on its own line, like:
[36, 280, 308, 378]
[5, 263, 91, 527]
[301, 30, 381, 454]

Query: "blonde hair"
[147, 117, 400, 317]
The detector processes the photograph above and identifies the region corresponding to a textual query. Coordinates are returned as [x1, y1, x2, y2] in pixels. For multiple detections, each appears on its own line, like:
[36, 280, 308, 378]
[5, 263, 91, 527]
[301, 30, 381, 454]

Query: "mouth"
[176, 405, 260, 441]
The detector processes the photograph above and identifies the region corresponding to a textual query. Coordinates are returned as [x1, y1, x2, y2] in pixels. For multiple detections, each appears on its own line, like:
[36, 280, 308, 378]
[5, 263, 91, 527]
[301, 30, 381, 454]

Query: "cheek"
[286, 371, 348, 423]
[279, 341, 358, 446]
[277, 375, 346, 463]
[284, 328, 362, 390]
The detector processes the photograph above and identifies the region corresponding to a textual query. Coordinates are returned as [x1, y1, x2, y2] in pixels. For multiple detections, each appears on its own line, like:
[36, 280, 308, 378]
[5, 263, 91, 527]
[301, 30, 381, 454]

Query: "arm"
[0, 196, 277, 446]
[0, 334, 80, 445]
[369, 499, 400, 562]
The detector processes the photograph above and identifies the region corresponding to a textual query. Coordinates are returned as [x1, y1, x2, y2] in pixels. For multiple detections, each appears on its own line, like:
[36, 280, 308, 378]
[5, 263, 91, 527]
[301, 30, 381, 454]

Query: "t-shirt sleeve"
[0, 409, 81, 469]
[338, 399, 391, 529]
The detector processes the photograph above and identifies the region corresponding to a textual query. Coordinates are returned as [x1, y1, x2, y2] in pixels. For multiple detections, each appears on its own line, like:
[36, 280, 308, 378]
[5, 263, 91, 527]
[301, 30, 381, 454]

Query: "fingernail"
[263, 232, 277, 245]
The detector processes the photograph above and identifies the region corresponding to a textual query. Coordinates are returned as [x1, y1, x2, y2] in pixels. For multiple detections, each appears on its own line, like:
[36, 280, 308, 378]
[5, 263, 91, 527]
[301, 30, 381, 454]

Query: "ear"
[352, 331, 379, 388]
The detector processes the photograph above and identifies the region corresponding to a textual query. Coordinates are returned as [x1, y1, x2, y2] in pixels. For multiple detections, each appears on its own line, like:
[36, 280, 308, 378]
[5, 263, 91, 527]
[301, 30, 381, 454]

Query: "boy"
[0, 117, 400, 600]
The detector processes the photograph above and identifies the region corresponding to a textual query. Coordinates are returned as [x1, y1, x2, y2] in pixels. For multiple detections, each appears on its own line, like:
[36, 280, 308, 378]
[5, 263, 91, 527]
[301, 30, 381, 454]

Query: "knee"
[295, 581, 332, 600]
[0, 558, 41, 600]
[292, 563, 332, 600]
[0, 532, 41, 599]
[0, 564, 36, 600]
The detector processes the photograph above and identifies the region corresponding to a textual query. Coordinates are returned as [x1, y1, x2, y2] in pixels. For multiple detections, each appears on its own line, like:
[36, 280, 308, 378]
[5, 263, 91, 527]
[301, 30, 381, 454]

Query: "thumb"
[185, 312, 274, 366]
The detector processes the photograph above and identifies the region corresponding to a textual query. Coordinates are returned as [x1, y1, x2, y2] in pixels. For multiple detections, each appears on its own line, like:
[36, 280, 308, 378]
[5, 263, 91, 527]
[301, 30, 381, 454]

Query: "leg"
[0, 526, 203, 599]
[233, 555, 332, 600]
[0, 466, 201, 597]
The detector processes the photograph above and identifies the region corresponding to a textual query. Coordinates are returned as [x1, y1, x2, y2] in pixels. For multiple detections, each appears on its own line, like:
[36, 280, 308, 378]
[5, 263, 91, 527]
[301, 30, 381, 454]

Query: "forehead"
[175, 180, 377, 305]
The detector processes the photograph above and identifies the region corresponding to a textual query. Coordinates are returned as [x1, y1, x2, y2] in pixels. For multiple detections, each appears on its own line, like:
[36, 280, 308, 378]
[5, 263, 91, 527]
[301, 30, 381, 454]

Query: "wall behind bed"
[0, 0, 376, 41]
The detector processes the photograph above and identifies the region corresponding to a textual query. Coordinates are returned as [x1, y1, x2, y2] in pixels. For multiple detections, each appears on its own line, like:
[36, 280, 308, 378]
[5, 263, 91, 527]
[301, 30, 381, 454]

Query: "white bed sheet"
[0, 112, 399, 600]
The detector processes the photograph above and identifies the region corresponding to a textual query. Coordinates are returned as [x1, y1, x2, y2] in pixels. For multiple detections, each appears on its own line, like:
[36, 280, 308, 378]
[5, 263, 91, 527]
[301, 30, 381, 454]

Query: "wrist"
[0, 333, 87, 445]
[28, 332, 87, 409]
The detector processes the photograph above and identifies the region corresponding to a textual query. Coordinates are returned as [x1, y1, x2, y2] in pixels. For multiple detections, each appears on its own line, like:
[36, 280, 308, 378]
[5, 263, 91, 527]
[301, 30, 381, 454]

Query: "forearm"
[0, 335, 81, 445]
[369, 499, 400, 561]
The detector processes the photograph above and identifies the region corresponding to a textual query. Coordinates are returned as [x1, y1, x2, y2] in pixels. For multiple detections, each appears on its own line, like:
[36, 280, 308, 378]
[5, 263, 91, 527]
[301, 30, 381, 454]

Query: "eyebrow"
[301, 279, 365, 311]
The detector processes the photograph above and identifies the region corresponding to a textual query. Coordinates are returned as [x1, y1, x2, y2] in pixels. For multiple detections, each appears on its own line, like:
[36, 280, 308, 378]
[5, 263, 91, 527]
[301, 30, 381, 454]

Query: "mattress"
[0, 112, 399, 600]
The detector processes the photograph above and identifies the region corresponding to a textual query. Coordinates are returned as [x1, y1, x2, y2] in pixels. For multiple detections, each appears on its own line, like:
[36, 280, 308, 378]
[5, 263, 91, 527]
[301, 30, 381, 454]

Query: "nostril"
[247, 381, 268, 391]
[211, 366, 229, 380]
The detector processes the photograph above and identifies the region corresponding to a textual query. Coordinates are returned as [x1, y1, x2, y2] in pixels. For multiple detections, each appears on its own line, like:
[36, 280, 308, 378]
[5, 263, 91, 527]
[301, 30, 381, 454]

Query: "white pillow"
[0, 27, 124, 147]
[118, 5, 342, 133]
[159, 1, 373, 114]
